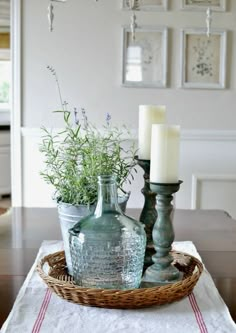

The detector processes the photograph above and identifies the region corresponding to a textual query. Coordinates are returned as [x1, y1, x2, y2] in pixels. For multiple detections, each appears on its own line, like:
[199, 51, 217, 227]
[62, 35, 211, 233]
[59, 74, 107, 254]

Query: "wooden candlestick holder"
[142, 180, 183, 285]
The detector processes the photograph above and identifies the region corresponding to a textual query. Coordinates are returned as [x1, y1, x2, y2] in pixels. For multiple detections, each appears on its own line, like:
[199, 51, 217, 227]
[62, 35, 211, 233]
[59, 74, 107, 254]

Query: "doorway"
[0, 0, 11, 207]
[0, 0, 22, 207]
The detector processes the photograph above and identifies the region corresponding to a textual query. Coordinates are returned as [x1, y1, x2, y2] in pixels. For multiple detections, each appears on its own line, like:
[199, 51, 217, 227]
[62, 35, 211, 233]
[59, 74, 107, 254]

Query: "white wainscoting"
[21, 128, 236, 218]
[191, 174, 236, 218]
[0, 131, 11, 195]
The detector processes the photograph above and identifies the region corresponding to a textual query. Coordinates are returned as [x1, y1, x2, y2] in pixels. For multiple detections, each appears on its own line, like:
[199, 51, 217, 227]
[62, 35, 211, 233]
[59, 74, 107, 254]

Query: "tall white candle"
[138, 105, 166, 160]
[150, 124, 180, 183]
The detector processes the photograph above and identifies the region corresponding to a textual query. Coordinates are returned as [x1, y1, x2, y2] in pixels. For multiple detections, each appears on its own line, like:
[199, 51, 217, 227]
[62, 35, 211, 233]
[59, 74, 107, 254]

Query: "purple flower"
[106, 113, 111, 126]
[47, 65, 56, 76]
[74, 108, 79, 125]
[81, 108, 88, 129]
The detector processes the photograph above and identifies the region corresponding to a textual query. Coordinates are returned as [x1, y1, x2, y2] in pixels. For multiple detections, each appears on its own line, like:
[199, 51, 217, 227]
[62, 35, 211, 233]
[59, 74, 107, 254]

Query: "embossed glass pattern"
[69, 175, 146, 289]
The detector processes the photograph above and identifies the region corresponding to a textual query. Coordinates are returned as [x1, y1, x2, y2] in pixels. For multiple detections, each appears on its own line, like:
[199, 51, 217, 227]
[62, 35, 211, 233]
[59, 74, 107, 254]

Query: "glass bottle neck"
[94, 175, 122, 216]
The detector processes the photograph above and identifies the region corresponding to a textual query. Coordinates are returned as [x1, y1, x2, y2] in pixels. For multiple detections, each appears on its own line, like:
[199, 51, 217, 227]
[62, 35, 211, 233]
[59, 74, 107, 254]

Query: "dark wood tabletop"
[0, 207, 236, 328]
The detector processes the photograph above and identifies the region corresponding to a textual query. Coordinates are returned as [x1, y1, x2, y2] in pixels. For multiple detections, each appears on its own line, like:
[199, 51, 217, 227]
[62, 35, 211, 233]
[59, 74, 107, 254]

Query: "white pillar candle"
[138, 105, 166, 160]
[150, 124, 180, 183]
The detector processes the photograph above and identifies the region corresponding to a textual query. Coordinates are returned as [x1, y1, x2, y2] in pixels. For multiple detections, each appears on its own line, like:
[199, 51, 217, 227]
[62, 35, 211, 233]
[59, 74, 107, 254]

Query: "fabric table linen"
[1, 240, 236, 333]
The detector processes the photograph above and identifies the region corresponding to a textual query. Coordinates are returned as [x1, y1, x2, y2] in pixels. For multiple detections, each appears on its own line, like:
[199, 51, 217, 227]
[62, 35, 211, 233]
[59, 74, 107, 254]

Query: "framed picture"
[180, 28, 227, 89]
[122, 26, 168, 88]
[122, 0, 168, 11]
[181, 0, 226, 11]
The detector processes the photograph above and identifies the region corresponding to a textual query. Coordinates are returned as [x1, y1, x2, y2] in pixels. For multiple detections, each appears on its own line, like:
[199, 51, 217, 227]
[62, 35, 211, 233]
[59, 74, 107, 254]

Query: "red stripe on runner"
[189, 293, 208, 333]
[32, 289, 52, 333]
[189, 293, 204, 332]
[32, 289, 51, 333]
[31, 289, 50, 333]
[191, 293, 208, 333]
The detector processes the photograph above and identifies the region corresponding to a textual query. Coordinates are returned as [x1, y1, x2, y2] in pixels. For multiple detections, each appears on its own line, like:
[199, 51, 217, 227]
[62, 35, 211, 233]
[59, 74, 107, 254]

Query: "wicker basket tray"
[37, 250, 203, 309]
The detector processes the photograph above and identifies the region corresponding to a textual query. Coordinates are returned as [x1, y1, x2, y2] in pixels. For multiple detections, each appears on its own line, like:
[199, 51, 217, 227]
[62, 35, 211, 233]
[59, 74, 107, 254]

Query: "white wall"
[22, 0, 236, 129]
[21, 0, 236, 216]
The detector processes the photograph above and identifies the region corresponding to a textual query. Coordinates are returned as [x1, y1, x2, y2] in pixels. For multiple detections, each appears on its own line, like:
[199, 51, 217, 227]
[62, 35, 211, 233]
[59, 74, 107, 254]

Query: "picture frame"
[181, 0, 226, 12]
[180, 28, 227, 89]
[122, 0, 168, 11]
[122, 26, 168, 88]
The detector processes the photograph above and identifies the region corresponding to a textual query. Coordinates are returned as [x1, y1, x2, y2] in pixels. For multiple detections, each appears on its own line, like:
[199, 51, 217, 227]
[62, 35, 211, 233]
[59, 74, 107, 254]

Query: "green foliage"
[39, 110, 137, 205]
[40, 66, 137, 205]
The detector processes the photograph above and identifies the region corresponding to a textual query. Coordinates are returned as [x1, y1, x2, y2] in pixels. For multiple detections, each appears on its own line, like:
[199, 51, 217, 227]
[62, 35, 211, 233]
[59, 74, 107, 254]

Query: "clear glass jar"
[69, 175, 146, 290]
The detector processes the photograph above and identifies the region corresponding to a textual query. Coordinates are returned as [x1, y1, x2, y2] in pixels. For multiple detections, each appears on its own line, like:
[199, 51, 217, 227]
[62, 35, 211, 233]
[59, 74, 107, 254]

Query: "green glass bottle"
[69, 175, 146, 289]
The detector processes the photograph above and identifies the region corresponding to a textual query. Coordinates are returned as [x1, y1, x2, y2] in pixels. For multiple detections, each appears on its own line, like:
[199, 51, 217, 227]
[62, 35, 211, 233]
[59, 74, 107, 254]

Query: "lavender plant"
[39, 66, 137, 205]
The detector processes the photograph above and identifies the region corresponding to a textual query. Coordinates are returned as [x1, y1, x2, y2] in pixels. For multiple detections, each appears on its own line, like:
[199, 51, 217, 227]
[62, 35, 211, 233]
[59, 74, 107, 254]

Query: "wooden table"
[0, 207, 236, 328]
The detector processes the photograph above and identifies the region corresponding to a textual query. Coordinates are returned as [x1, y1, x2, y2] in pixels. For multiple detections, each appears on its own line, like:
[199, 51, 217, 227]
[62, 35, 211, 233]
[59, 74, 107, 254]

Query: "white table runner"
[1, 241, 236, 333]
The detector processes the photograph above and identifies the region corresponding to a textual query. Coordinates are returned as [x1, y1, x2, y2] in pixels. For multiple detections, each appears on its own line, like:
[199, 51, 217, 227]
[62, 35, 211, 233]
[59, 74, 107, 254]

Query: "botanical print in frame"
[181, 29, 227, 89]
[122, 0, 168, 11]
[182, 0, 226, 11]
[122, 26, 168, 88]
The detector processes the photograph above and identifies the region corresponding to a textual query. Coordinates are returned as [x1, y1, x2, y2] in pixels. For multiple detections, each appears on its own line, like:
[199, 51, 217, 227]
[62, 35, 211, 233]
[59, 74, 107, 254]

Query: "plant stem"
[54, 71, 64, 111]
